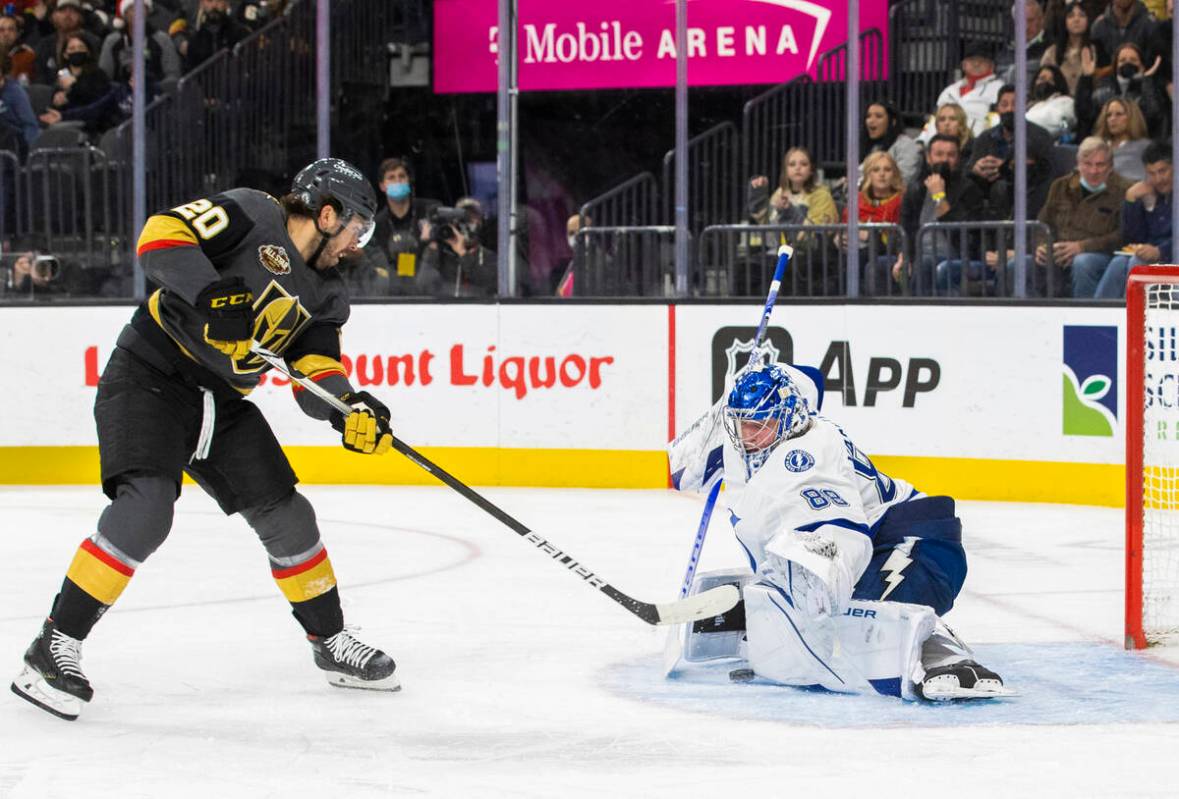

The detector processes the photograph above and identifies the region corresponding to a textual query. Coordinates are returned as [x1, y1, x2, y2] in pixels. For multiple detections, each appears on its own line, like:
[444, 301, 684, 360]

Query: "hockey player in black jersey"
[11, 158, 403, 721]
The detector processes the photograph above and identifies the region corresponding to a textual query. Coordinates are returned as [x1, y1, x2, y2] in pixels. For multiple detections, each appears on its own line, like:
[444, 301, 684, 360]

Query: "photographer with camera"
[419, 197, 497, 298]
[3, 251, 62, 296]
[355, 156, 440, 296]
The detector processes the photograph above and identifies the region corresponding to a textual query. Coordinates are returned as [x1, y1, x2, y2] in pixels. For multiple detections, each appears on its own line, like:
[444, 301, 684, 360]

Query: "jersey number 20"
[172, 199, 229, 240]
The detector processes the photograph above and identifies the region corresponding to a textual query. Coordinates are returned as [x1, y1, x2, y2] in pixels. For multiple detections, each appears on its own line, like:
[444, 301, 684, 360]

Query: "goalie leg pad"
[745, 583, 936, 699]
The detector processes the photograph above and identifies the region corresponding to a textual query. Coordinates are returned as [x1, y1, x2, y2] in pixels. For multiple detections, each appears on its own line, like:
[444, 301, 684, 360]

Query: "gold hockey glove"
[331, 391, 393, 455]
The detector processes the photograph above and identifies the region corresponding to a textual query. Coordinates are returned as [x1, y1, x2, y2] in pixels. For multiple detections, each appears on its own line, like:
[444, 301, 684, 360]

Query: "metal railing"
[23, 146, 114, 271]
[571, 226, 677, 297]
[578, 173, 661, 228]
[740, 75, 816, 205]
[888, 0, 1010, 120]
[698, 223, 909, 298]
[661, 122, 742, 230]
[914, 220, 1058, 297]
[0, 150, 22, 247]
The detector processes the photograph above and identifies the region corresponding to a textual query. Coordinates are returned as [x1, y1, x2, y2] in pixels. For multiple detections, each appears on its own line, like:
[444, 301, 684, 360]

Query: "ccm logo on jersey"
[258, 244, 291, 275]
[784, 449, 814, 472]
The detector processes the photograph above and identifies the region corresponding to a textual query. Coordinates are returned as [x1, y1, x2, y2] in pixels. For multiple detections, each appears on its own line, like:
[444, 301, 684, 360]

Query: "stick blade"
[654, 584, 740, 625]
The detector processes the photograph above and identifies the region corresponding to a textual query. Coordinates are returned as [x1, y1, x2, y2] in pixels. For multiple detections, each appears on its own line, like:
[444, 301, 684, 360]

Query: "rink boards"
[0, 302, 1125, 504]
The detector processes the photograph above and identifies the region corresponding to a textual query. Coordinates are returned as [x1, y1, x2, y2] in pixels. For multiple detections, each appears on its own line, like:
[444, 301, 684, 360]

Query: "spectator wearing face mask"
[1075, 41, 1166, 136]
[1021, 136, 1131, 297]
[358, 156, 441, 296]
[37, 33, 110, 131]
[32, 0, 99, 84]
[897, 134, 988, 295]
[967, 84, 1057, 218]
[1026, 64, 1077, 142]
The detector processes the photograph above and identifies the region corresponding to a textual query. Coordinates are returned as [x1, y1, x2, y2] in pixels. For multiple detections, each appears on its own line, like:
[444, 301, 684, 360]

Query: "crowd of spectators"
[736, 0, 1179, 299]
[5, 0, 1179, 301]
[0, 0, 278, 155]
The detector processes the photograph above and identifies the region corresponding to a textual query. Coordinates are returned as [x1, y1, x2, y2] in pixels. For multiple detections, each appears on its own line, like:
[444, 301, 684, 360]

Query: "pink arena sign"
[433, 0, 890, 94]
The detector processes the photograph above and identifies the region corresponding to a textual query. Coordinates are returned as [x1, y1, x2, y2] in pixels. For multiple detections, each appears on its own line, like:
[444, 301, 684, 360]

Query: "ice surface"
[1, 486, 1178, 798]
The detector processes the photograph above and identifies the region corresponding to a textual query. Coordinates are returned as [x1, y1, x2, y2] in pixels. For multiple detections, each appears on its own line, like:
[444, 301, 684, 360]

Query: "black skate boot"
[308, 628, 400, 692]
[917, 661, 1012, 701]
[11, 618, 94, 720]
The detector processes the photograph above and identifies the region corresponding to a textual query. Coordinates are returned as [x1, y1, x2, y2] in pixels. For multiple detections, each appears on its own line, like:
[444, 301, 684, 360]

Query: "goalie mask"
[723, 365, 811, 474]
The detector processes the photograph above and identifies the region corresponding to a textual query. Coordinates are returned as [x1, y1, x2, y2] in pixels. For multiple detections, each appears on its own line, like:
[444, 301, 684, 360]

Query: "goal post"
[1126, 265, 1179, 649]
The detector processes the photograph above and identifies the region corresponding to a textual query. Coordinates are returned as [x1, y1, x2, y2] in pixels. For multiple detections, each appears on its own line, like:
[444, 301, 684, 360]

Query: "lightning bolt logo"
[879, 537, 918, 601]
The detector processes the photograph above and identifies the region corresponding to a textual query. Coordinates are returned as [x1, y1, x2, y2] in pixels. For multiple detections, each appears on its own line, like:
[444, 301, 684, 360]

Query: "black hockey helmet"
[292, 158, 378, 247]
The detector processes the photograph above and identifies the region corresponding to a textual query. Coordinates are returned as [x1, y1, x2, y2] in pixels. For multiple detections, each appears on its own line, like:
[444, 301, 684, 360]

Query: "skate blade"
[324, 671, 402, 692]
[10, 666, 83, 721]
[921, 679, 1017, 701]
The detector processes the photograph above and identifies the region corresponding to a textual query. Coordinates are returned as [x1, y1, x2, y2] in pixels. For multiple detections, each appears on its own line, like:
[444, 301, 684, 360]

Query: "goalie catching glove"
[196, 277, 255, 359]
[331, 392, 393, 455]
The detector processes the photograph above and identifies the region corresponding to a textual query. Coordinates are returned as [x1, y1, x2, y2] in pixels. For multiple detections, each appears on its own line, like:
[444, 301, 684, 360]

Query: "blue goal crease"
[603, 642, 1179, 729]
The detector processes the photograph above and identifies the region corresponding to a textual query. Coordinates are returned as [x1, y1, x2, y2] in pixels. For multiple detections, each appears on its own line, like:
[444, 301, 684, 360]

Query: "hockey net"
[1127, 267, 1179, 648]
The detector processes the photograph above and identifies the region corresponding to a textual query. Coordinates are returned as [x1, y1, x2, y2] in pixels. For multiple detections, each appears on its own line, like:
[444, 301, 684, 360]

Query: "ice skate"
[10, 618, 94, 721]
[917, 661, 1013, 700]
[308, 627, 400, 691]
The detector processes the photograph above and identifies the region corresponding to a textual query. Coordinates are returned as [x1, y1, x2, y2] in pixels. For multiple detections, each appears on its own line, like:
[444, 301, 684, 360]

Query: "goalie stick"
[249, 343, 740, 626]
[673, 244, 793, 599]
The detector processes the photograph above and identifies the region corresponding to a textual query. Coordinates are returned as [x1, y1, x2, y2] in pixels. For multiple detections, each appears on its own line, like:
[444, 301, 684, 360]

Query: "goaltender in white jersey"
[669, 362, 1010, 700]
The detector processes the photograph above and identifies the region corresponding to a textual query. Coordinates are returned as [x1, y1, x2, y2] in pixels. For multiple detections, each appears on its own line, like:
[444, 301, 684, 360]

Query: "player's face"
[738, 419, 779, 452]
[314, 207, 373, 268]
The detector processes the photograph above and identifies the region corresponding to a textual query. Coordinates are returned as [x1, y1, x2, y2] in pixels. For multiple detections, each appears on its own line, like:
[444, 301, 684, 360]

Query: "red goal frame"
[1125, 265, 1179, 649]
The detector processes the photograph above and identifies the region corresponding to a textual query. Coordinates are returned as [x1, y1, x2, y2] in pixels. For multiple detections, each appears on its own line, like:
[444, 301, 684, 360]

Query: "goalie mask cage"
[1126, 266, 1179, 649]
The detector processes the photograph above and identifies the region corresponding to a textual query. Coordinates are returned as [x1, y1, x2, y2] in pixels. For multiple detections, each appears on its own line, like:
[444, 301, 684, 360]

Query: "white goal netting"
[1141, 283, 1179, 643]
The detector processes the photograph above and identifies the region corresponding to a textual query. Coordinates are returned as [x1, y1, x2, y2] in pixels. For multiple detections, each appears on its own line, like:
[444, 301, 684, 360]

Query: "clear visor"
[340, 212, 376, 248]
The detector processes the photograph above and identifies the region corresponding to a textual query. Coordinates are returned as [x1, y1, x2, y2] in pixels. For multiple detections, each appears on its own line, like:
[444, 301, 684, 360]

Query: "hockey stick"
[673, 244, 793, 599]
[249, 344, 740, 626]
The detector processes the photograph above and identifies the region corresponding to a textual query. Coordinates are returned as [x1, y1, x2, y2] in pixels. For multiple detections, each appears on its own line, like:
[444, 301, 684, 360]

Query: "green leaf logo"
[1080, 374, 1111, 400]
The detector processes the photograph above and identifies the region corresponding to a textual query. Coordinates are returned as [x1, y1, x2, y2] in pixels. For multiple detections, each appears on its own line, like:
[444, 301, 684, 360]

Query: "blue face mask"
[386, 182, 411, 201]
[1079, 176, 1107, 193]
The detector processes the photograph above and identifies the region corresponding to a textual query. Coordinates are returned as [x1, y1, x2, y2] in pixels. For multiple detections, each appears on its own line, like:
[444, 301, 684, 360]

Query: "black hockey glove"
[196, 277, 255, 359]
[330, 391, 393, 455]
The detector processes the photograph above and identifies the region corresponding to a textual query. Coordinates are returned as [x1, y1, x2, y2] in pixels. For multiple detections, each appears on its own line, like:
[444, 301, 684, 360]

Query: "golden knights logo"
[258, 244, 291, 275]
[232, 280, 311, 374]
